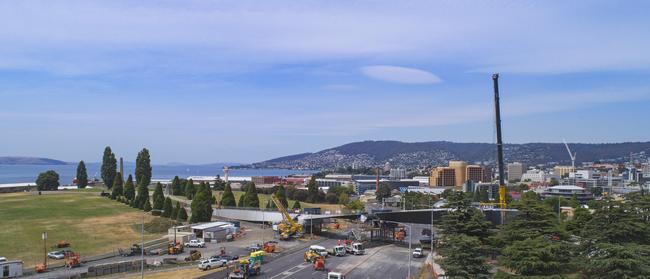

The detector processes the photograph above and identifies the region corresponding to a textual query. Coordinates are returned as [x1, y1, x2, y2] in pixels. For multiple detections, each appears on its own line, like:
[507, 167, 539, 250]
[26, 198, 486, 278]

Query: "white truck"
[309, 245, 329, 257]
[345, 243, 365, 255]
[185, 239, 206, 248]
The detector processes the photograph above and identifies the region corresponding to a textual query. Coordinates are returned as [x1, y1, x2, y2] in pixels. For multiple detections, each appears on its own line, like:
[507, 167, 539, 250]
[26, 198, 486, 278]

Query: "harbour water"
[0, 163, 317, 184]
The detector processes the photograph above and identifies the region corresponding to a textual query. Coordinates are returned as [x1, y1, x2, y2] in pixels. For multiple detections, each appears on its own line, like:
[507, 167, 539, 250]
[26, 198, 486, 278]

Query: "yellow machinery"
[270, 194, 303, 240]
[168, 241, 183, 255]
[304, 250, 321, 263]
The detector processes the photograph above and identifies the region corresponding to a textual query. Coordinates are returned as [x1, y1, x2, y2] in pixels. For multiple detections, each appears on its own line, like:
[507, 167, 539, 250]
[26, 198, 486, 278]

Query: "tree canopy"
[36, 170, 60, 191]
[171, 176, 182, 196]
[111, 172, 124, 199]
[190, 183, 214, 223]
[123, 174, 136, 202]
[152, 182, 165, 212]
[243, 182, 260, 208]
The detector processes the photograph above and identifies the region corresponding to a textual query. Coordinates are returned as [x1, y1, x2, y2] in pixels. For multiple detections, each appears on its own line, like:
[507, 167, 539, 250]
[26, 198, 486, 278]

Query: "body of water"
[0, 163, 317, 184]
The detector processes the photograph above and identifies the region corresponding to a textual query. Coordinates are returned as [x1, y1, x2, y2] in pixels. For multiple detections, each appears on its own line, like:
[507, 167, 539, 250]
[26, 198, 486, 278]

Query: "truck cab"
[412, 248, 424, 258]
[330, 245, 346, 257]
[346, 243, 364, 255]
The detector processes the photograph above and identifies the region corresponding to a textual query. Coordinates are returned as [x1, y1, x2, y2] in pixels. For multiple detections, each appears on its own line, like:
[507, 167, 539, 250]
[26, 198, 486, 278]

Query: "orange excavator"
[65, 252, 81, 268]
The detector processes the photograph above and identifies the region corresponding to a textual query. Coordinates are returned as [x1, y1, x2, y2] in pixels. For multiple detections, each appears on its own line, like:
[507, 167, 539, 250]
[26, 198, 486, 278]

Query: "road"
[199, 238, 426, 279]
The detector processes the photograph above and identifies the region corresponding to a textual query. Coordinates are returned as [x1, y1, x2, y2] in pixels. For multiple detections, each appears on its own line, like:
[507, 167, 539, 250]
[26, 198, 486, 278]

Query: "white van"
[309, 245, 328, 257]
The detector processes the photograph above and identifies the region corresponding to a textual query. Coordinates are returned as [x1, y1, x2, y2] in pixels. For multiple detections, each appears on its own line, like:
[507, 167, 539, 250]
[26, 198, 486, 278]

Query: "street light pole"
[141, 212, 144, 279]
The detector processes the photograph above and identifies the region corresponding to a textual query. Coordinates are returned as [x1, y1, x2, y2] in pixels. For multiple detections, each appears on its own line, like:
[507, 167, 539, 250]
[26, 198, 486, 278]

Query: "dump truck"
[119, 244, 145, 257]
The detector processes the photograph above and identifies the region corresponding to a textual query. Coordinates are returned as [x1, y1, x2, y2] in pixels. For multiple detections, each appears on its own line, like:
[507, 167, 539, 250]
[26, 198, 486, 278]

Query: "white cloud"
[360, 65, 442, 84]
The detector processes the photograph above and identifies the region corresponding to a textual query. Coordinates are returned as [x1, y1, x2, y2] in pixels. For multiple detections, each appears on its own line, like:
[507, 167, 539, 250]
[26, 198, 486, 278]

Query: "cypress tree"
[185, 179, 195, 200]
[292, 200, 301, 209]
[190, 183, 213, 223]
[135, 148, 152, 188]
[171, 176, 182, 196]
[111, 172, 124, 199]
[143, 199, 152, 212]
[162, 197, 173, 218]
[238, 194, 245, 208]
[177, 206, 188, 222]
[135, 182, 150, 209]
[123, 174, 135, 202]
[276, 185, 289, 208]
[76, 160, 88, 189]
[221, 183, 237, 207]
[101, 147, 117, 190]
[172, 201, 181, 220]
[244, 182, 260, 208]
[307, 176, 318, 203]
[152, 182, 165, 211]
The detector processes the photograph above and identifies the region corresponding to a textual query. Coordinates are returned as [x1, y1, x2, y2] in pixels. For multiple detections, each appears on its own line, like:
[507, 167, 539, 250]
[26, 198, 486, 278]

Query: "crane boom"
[563, 139, 577, 169]
[493, 74, 506, 209]
[270, 194, 297, 227]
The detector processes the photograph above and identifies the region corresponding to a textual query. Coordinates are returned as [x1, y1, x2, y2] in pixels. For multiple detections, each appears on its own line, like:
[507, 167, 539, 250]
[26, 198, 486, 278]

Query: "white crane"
[563, 139, 577, 172]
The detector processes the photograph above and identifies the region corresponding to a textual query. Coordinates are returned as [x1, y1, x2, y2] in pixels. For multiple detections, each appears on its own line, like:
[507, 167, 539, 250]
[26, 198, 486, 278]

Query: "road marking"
[268, 262, 311, 279]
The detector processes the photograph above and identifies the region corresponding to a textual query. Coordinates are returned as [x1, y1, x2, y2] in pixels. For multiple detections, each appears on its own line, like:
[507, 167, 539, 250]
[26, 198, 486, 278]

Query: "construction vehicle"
[64, 252, 81, 268]
[119, 244, 145, 257]
[304, 249, 322, 263]
[329, 245, 346, 257]
[35, 263, 47, 273]
[270, 194, 303, 240]
[493, 74, 507, 210]
[228, 258, 261, 279]
[168, 241, 184, 255]
[185, 250, 202, 261]
[343, 240, 365, 255]
[263, 242, 276, 253]
[313, 257, 326, 271]
[250, 251, 265, 263]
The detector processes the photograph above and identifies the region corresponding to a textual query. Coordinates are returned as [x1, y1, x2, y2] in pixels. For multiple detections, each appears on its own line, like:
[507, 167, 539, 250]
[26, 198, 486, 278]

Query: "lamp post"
[142, 209, 163, 279]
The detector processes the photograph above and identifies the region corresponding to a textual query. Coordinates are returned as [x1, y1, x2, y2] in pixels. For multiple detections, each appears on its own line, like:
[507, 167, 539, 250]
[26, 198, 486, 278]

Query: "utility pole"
[42, 231, 47, 268]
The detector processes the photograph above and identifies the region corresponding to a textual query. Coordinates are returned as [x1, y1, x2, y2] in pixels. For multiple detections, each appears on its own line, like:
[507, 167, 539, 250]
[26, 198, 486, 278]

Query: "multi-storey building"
[429, 167, 456, 187]
[507, 162, 525, 182]
[449, 161, 468, 187]
[554, 165, 575, 178]
[466, 165, 491, 183]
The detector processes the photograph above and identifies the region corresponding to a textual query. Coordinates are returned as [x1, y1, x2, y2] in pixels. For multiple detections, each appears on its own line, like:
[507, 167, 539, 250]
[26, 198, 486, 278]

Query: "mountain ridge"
[249, 140, 650, 169]
[0, 156, 69, 165]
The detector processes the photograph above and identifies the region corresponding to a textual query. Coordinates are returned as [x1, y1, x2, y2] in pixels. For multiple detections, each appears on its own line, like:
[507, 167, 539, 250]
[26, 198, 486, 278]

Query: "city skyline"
[1, 1, 650, 163]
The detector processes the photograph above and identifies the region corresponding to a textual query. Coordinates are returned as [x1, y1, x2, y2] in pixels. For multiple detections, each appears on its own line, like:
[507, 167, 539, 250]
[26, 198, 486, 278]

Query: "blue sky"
[1, 0, 649, 164]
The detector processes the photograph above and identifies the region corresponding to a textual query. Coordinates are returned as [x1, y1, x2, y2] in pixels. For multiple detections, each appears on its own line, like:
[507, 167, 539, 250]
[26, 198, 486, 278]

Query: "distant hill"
[0, 156, 68, 165]
[250, 140, 650, 169]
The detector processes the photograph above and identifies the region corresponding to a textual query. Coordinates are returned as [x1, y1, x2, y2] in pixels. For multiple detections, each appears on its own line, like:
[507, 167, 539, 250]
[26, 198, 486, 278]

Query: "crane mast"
[563, 139, 577, 171]
[493, 74, 507, 209]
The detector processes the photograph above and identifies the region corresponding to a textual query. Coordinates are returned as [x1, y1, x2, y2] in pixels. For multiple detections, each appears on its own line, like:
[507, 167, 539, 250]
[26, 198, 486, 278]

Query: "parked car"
[245, 243, 262, 252]
[185, 239, 206, 248]
[211, 254, 239, 262]
[48, 251, 66, 260]
[198, 258, 225, 270]
[412, 248, 424, 258]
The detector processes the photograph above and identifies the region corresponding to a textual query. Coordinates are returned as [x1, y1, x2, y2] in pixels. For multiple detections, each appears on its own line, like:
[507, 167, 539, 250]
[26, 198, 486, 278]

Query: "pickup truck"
[412, 248, 424, 258]
[184, 239, 206, 248]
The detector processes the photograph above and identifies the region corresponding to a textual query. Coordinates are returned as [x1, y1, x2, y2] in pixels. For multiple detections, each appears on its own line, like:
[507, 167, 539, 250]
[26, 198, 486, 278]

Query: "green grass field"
[0, 191, 161, 266]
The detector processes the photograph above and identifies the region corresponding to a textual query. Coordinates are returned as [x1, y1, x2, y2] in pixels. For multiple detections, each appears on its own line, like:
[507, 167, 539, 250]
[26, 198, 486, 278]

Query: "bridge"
[212, 207, 518, 225]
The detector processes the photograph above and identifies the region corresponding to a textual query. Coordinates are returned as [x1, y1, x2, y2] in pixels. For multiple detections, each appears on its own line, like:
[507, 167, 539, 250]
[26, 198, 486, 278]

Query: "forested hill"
[0, 156, 68, 165]
[251, 140, 650, 169]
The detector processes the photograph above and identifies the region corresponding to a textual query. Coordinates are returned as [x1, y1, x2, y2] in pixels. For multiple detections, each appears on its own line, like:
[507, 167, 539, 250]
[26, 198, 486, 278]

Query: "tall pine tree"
[171, 176, 182, 196]
[190, 183, 213, 223]
[177, 205, 188, 222]
[307, 176, 318, 203]
[123, 174, 136, 202]
[185, 179, 195, 200]
[135, 148, 152, 187]
[152, 182, 165, 212]
[162, 197, 173, 218]
[221, 183, 237, 207]
[76, 160, 88, 189]
[244, 182, 260, 208]
[101, 147, 117, 190]
[135, 181, 150, 209]
[111, 172, 124, 199]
